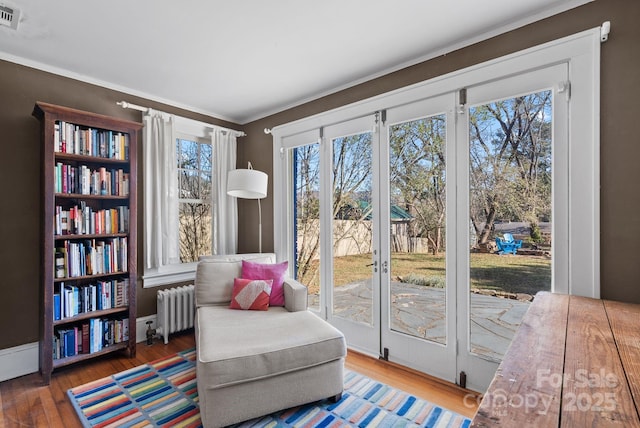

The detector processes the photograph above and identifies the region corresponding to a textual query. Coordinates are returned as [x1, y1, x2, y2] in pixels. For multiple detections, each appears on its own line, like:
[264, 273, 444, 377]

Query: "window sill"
[143, 263, 197, 288]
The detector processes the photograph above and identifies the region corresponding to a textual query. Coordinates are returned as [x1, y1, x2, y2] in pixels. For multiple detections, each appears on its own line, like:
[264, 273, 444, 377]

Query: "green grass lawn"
[302, 251, 551, 295]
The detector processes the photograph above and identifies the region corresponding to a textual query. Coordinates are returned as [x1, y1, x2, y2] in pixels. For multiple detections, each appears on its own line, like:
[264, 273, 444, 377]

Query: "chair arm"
[284, 278, 308, 312]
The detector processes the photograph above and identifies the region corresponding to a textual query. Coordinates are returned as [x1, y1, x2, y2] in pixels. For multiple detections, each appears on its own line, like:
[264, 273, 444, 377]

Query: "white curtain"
[143, 110, 179, 269]
[213, 129, 238, 254]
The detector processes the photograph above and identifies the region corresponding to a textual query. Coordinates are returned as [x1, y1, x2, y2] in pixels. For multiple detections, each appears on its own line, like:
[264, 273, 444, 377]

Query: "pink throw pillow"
[229, 278, 272, 311]
[241, 260, 288, 306]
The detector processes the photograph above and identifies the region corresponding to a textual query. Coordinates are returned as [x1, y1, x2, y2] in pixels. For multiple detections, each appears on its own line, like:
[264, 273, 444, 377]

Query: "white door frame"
[323, 116, 381, 357]
[456, 63, 569, 392]
[378, 94, 458, 383]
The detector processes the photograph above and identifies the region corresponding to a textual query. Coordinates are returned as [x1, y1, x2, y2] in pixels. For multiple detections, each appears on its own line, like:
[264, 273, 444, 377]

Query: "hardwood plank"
[472, 291, 569, 428]
[37, 382, 64, 427]
[25, 379, 48, 428]
[561, 296, 640, 427]
[346, 349, 479, 418]
[50, 372, 81, 428]
[10, 376, 32, 428]
[0, 376, 19, 428]
[0, 389, 4, 428]
[604, 300, 640, 419]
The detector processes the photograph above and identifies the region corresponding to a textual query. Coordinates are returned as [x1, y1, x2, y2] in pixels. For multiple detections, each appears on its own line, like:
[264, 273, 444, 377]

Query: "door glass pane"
[388, 114, 447, 344]
[332, 132, 373, 325]
[468, 90, 553, 361]
[293, 144, 321, 311]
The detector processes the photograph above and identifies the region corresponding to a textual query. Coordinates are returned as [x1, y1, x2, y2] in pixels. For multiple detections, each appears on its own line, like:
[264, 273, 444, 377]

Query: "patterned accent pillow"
[241, 260, 288, 306]
[229, 278, 273, 311]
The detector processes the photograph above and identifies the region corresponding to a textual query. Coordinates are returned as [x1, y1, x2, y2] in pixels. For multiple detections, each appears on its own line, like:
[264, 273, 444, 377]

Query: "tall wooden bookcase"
[33, 102, 142, 384]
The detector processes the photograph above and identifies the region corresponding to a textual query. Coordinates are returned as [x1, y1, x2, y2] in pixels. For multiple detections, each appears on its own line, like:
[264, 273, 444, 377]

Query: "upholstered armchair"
[194, 253, 346, 428]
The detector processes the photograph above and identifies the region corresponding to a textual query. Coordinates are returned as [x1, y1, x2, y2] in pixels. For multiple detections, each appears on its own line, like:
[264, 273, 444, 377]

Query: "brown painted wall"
[240, 0, 640, 305]
[0, 61, 240, 350]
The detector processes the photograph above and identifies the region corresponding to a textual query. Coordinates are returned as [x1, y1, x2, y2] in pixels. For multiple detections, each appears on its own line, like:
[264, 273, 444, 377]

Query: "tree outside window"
[177, 137, 213, 263]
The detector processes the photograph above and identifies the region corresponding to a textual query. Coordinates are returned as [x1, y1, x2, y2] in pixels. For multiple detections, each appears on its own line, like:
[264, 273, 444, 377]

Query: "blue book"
[53, 294, 61, 321]
[89, 319, 95, 353]
[73, 286, 79, 316]
[107, 131, 113, 158]
[63, 329, 75, 358]
[96, 282, 102, 310]
[92, 129, 98, 156]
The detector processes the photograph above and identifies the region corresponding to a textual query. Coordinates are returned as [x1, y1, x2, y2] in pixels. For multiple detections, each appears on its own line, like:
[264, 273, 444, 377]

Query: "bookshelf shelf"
[34, 101, 142, 385]
[53, 271, 128, 282]
[55, 193, 130, 200]
[53, 306, 129, 327]
[54, 152, 130, 165]
[55, 232, 129, 241]
[52, 342, 128, 369]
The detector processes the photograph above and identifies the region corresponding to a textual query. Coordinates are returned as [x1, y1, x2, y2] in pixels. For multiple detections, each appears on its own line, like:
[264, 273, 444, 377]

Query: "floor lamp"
[227, 162, 268, 253]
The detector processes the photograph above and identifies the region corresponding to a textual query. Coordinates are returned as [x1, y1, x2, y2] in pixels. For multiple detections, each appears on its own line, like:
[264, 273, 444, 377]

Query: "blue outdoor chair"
[495, 233, 523, 255]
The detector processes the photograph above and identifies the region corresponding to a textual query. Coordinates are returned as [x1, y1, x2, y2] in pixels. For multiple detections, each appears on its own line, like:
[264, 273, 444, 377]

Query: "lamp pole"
[257, 197, 262, 253]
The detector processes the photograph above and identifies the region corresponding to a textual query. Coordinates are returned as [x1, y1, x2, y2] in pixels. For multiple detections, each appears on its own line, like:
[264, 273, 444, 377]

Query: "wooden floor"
[0, 332, 479, 427]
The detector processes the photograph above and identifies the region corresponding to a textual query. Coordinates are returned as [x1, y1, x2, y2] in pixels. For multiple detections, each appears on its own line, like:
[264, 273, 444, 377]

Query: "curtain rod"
[116, 101, 246, 137]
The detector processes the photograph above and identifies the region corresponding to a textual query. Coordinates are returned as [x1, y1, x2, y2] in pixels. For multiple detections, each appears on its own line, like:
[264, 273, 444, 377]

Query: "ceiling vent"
[0, 4, 20, 30]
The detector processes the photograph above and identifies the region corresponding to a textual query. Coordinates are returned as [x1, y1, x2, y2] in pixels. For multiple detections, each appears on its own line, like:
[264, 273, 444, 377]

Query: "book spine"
[54, 122, 60, 152]
[82, 323, 90, 354]
[60, 121, 66, 153]
[53, 294, 60, 321]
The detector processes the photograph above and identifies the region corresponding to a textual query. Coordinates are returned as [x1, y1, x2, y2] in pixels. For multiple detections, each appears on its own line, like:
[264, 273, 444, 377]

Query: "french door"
[455, 64, 567, 391]
[322, 117, 380, 355]
[314, 64, 568, 392]
[281, 31, 600, 394]
[378, 94, 458, 382]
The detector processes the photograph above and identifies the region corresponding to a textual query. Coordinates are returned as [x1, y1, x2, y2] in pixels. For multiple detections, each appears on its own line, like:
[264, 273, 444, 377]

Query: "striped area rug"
[67, 349, 471, 428]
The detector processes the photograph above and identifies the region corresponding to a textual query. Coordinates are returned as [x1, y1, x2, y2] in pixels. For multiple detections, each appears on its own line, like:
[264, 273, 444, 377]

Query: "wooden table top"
[471, 292, 640, 427]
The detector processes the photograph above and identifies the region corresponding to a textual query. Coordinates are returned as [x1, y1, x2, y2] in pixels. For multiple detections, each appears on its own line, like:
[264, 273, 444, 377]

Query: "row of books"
[53, 317, 129, 359]
[54, 237, 128, 278]
[54, 279, 129, 320]
[55, 204, 129, 236]
[54, 121, 130, 160]
[54, 163, 130, 197]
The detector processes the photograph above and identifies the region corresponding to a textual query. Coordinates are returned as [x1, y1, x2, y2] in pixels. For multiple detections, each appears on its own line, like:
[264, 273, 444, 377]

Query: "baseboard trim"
[0, 342, 39, 383]
[0, 316, 158, 383]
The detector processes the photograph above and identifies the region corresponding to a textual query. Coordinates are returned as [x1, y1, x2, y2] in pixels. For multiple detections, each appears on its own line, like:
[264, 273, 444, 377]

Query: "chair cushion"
[195, 254, 275, 306]
[229, 278, 272, 310]
[196, 306, 346, 389]
[242, 260, 288, 306]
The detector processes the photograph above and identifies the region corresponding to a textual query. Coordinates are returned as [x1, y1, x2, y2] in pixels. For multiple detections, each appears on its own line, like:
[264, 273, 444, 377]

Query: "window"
[143, 115, 229, 288]
[177, 134, 213, 263]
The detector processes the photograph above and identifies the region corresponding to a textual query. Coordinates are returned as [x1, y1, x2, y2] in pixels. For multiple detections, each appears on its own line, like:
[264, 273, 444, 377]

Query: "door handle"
[366, 261, 378, 267]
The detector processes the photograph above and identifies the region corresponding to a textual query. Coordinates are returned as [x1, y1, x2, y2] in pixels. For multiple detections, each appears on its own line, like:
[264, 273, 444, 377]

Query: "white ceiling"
[0, 0, 590, 124]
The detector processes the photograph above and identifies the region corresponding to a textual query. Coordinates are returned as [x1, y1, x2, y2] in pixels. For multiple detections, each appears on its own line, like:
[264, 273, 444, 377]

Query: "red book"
[82, 323, 90, 354]
[62, 164, 68, 194]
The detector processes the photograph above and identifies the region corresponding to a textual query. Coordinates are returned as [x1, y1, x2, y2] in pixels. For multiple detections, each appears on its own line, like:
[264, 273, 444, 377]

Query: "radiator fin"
[156, 284, 195, 344]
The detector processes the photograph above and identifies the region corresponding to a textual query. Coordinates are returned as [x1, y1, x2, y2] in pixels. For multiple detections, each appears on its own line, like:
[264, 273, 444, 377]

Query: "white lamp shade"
[227, 168, 268, 199]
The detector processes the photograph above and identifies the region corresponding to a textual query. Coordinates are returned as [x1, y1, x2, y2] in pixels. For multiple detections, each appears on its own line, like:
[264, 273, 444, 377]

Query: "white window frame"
[143, 117, 217, 288]
[176, 133, 214, 253]
[273, 27, 601, 298]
